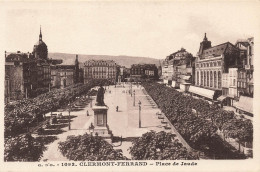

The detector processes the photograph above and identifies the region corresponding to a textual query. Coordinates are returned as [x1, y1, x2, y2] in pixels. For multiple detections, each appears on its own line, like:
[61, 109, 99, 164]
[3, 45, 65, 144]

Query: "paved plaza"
[41, 83, 186, 160]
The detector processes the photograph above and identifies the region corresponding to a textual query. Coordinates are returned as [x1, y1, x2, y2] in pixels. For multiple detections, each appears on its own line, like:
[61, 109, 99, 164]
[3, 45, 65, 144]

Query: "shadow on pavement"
[46, 124, 68, 130]
[35, 136, 58, 145]
[38, 129, 65, 135]
[141, 125, 163, 128]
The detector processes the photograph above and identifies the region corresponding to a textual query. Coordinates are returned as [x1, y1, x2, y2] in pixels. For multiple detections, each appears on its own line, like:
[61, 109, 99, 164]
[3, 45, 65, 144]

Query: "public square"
[40, 83, 189, 160]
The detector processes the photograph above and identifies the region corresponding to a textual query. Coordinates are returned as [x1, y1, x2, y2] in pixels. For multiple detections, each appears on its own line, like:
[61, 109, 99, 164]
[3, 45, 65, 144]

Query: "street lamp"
[68, 102, 71, 130]
[133, 90, 135, 106]
[138, 100, 142, 128]
[131, 80, 132, 97]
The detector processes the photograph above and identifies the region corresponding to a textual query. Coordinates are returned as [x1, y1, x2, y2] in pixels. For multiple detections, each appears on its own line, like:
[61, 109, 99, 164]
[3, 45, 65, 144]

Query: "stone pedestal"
[92, 105, 112, 138]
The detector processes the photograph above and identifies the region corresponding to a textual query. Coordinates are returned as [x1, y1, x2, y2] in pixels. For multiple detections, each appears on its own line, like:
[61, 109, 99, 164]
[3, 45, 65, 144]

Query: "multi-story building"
[221, 68, 238, 106]
[83, 60, 117, 84]
[5, 52, 37, 101]
[234, 37, 254, 116]
[116, 66, 129, 83]
[50, 55, 81, 88]
[162, 48, 194, 88]
[58, 65, 75, 88]
[228, 68, 238, 98]
[222, 73, 229, 96]
[191, 33, 241, 100]
[5, 27, 63, 101]
[130, 64, 158, 81]
[236, 37, 254, 97]
[162, 60, 169, 84]
[50, 65, 60, 88]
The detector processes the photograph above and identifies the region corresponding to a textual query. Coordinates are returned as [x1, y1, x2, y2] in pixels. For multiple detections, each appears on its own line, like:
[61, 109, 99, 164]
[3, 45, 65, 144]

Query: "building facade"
[195, 34, 241, 96]
[50, 55, 81, 88]
[236, 37, 254, 97]
[5, 52, 37, 101]
[162, 48, 194, 87]
[5, 27, 63, 102]
[130, 64, 158, 81]
[83, 60, 117, 84]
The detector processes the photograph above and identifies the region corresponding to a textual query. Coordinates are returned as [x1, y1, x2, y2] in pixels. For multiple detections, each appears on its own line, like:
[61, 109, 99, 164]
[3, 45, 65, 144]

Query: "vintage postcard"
[0, 1, 259, 172]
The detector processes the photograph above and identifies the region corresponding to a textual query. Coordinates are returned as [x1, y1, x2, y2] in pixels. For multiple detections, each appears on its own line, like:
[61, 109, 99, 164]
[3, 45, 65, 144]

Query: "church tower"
[198, 33, 211, 58]
[33, 26, 48, 60]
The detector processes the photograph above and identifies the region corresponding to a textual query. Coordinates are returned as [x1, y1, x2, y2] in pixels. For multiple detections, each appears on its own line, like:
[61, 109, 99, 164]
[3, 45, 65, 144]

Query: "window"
[214, 71, 217, 88]
[207, 71, 209, 86]
[210, 71, 213, 87]
[201, 71, 203, 86]
[218, 71, 221, 88]
[197, 71, 199, 85]
[204, 71, 206, 86]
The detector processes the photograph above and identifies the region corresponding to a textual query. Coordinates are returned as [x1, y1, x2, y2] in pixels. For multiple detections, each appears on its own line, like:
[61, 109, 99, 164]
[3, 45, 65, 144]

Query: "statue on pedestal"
[96, 85, 105, 106]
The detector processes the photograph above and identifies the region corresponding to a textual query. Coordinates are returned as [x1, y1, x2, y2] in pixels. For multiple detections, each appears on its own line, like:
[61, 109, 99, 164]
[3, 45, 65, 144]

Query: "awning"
[188, 86, 215, 100]
[183, 75, 191, 80]
[234, 96, 253, 114]
[180, 83, 191, 91]
[227, 94, 235, 99]
[217, 95, 227, 101]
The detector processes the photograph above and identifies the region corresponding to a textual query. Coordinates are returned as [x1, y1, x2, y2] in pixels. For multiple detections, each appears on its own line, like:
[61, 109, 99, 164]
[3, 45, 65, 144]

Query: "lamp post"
[131, 80, 132, 97]
[68, 102, 71, 130]
[133, 90, 136, 106]
[138, 100, 142, 128]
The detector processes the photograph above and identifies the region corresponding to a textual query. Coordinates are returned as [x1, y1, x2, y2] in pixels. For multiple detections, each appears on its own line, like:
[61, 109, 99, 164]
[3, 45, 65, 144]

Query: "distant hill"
[48, 53, 161, 68]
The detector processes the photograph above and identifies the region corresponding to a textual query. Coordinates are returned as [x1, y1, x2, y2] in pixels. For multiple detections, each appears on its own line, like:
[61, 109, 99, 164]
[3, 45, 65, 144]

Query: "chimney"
[5, 51, 6, 58]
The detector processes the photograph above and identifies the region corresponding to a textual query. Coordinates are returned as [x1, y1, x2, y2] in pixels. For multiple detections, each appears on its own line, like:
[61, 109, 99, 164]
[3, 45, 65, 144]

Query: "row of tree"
[58, 131, 197, 161]
[142, 82, 252, 159]
[4, 79, 113, 137]
[4, 79, 114, 161]
[129, 131, 197, 160]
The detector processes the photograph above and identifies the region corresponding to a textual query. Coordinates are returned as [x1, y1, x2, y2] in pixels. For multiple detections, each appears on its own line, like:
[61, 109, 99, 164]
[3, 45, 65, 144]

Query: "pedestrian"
[116, 106, 119, 112]
[86, 110, 89, 116]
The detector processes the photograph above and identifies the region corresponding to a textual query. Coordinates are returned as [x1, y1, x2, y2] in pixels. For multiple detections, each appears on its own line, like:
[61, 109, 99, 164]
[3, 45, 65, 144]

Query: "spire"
[39, 25, 42, 41]
[198, 33, 211, 57]
[203, 33, 208, 41]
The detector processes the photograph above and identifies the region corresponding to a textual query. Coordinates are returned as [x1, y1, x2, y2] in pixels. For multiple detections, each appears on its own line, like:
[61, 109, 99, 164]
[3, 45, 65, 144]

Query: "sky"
[1, 1, 259, 59]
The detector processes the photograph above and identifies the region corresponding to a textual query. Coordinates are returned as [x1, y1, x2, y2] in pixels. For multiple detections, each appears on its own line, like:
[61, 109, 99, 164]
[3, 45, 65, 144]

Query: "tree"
[129, 131, 196, 160]
[58, 133, 128, 161]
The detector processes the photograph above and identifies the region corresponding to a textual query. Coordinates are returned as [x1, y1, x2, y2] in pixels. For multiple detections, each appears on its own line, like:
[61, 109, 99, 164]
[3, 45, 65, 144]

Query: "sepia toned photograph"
[1, 1, 259, 172]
